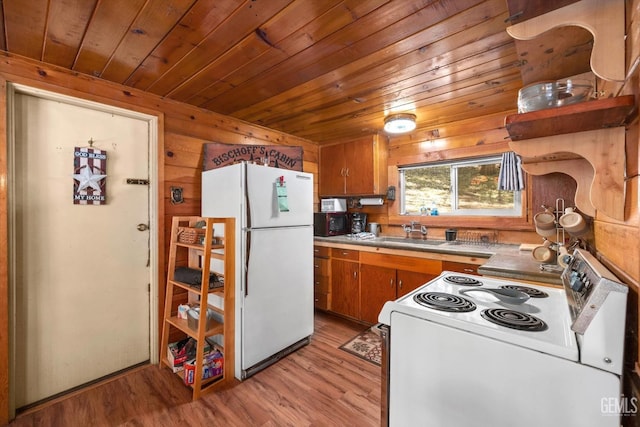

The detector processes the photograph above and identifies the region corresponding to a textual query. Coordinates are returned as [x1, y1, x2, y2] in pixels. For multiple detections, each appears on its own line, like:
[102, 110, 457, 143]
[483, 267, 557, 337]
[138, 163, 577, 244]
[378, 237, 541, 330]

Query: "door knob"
[137, 223, 149, 231]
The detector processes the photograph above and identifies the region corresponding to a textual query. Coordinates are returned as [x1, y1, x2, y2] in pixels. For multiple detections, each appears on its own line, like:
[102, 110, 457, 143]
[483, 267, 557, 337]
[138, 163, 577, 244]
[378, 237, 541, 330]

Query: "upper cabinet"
[504, 0, 633, 221]
[319, 134, 388, 197]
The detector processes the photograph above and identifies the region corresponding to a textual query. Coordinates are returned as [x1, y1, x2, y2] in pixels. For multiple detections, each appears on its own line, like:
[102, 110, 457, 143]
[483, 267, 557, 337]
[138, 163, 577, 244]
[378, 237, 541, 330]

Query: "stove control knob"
[561, 254, 573, 265]
[570, 272, 584, 292]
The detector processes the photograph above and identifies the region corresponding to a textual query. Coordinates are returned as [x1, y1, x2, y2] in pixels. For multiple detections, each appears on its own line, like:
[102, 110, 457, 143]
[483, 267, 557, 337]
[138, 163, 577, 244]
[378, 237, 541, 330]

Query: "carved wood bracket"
[509, 127, 626, 221]
[507, 0, 625, 82]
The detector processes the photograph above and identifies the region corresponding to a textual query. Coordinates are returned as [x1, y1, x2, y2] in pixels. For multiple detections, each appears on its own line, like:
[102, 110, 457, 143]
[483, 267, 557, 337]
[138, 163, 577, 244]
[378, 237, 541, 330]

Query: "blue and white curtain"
[497, 151, 525, 191]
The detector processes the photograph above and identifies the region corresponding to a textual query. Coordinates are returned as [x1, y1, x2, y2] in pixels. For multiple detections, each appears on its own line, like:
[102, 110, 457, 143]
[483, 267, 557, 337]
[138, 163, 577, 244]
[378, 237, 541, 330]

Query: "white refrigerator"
[201, 162, 314, 379]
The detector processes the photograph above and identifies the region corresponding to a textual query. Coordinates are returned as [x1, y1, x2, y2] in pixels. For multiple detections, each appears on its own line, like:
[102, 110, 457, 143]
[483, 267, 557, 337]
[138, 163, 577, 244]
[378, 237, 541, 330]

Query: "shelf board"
[168, 279, 224, 296]
[175, 242, 225, 251]
[505, 95, 635, 141]
[165, 316, 223, 338]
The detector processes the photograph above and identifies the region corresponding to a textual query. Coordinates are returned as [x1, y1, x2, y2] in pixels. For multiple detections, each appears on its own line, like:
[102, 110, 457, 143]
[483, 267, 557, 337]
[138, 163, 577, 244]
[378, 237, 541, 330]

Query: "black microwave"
[314, 212, 348, 237]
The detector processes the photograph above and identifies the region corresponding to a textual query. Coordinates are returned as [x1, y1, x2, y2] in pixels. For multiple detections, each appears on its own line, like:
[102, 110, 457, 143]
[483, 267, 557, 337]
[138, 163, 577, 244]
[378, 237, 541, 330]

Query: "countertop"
[314, 235, 563, 286]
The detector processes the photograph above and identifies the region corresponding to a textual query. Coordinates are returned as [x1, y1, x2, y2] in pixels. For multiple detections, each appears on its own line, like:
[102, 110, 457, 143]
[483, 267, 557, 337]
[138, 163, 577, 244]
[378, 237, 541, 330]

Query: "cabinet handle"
[353, 271, 357, 279]
[341, 251, 349, 255]
[345, 168, 350, 177]
[463, 268, 475, 273]
[314, 264, 319, 268]
[340, 167, 345, 177]
[390, 278, 394, 288]
[398, 279, 403, 289]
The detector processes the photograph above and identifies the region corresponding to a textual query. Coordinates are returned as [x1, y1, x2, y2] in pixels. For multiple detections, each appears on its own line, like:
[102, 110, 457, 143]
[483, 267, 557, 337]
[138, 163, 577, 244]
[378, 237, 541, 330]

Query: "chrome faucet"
[403, 221, 428, 239]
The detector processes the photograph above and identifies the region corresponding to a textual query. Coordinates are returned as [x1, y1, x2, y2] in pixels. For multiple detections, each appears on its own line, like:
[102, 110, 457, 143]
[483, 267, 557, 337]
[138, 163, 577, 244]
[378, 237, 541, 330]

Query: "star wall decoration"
[73, 165, 107, 192]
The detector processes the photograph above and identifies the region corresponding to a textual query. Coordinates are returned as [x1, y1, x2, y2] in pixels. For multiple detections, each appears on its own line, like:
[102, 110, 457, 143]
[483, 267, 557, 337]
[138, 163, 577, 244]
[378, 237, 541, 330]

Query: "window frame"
[399, 156, 522, 217]
[388, 155, 532, 231]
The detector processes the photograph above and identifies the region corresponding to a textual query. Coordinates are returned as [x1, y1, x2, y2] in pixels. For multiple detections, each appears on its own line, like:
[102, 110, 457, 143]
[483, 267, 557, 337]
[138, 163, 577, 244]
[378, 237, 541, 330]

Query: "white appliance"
[378, 249, 629, 427]
[202, 162, 314, 379]
[320, 198, 347, 212]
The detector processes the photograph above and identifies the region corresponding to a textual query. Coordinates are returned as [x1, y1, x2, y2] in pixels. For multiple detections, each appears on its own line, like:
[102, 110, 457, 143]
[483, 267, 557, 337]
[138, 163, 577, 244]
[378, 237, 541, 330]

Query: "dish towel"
[497, 151, 525, 191]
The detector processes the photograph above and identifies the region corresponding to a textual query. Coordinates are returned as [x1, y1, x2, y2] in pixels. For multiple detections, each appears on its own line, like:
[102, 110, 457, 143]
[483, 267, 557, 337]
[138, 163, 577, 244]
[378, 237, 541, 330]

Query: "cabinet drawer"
[331, 248, 359, 261]
[443, 261, 479, 275]
[360, 252, 441, 275]
[313, 246, 330, 258]
[314, 292, 329, 310]
[314, 275, 330, 293]
[314, 257, 330, 276]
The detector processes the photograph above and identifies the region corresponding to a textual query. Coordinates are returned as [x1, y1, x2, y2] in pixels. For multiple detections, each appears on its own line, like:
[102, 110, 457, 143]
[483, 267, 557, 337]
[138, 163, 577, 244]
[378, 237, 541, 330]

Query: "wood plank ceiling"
[0, 0, 592, 144]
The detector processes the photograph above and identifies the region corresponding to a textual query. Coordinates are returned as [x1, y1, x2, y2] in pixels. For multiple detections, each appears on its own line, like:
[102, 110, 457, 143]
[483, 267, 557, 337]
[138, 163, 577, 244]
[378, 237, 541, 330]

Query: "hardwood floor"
[9, 311, 381, 427]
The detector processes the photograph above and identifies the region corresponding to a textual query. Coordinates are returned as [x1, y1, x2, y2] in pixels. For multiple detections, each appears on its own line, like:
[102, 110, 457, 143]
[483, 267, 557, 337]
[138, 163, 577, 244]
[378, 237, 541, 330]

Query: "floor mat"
[338, 327, 382, 366]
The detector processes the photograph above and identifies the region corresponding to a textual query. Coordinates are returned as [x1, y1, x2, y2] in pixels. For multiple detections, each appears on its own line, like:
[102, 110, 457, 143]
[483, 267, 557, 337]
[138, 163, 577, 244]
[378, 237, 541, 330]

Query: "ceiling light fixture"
[384, 113, 417, 134]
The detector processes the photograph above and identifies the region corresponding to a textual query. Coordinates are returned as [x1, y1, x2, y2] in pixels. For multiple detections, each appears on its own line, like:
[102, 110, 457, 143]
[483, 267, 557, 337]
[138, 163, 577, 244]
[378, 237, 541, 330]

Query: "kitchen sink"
[374, 236, 445, 246]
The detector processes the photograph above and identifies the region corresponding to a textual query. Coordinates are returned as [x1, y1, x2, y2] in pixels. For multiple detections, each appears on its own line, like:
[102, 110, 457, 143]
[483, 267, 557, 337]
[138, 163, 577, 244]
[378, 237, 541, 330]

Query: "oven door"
[388, 312, 621, 427]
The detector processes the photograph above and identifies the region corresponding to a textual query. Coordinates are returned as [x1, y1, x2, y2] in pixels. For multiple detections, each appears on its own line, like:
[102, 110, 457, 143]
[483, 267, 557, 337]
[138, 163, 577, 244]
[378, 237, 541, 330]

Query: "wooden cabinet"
[322, 243, 485, 323]
[359, 265, 396, 324]
[442, 261, 479, 276]
[330, 248, 360, 319]
[359, 265, 436, 324]
[358, 252, 441, 324]
[397, 269, 435, 297]
[313, 246, 330, 310]
[160, 216, 235, 400]
[319, 134, 388, 196]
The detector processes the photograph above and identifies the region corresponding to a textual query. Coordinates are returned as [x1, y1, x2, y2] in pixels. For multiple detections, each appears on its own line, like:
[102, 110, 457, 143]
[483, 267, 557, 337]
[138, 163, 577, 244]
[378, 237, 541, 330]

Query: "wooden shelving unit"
[503, 0, 632, 222]
[505, 96, 635, 221]
[159, 216, 235, 400]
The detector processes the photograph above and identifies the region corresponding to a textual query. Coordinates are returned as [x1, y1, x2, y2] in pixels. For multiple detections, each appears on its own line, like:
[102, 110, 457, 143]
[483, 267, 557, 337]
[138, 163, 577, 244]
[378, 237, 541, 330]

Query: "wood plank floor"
[10, 311, 381, 427]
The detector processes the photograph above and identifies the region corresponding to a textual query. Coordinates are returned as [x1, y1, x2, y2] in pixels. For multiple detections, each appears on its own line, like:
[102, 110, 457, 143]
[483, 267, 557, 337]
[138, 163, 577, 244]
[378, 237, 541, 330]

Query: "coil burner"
[480, 308, 548, 332]
[413, 292, 477, 313]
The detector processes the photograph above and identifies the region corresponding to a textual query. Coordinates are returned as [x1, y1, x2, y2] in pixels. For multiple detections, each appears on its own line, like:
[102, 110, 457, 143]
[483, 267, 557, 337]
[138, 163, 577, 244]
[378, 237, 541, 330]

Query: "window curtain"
[497, 151, 525, 191]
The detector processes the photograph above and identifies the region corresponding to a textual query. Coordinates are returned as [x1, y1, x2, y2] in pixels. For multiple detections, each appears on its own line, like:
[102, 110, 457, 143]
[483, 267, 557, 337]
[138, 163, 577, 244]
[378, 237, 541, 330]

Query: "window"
[399, 156, 522, 216]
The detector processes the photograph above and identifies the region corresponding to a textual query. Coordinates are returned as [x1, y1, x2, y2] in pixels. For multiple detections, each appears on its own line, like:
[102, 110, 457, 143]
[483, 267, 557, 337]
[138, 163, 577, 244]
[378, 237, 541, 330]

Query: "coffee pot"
[349, 213, 367, 234]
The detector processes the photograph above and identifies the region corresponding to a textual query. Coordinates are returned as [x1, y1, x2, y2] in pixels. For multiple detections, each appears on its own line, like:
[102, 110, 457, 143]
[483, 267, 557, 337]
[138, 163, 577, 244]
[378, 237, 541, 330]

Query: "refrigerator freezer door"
[243, 225, 314, 371]
[202, 163, 244, 225]
[246, 163, 313, 228]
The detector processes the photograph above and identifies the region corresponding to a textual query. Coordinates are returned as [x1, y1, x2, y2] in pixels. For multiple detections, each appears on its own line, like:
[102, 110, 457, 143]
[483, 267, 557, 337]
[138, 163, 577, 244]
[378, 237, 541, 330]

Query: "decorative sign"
[73, 146, 107, 205]
[203, 142, 303, 171]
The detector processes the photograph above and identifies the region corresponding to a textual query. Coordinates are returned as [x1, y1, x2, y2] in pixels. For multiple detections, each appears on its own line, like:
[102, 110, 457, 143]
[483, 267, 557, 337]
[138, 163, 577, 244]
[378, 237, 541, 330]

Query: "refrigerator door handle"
[244, 164, 252, 229]
[245, 229, 251, 296]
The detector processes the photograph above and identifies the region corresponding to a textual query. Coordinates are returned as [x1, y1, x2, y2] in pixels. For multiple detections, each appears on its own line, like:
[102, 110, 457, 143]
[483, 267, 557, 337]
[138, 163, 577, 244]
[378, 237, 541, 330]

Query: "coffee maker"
[349, 212, 368, 234]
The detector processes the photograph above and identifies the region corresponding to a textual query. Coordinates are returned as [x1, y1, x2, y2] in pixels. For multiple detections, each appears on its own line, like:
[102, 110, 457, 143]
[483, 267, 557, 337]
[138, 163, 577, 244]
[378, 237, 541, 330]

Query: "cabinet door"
[314, 256, 330, 310]
[319, 143, 345, 196]
[360, 264, 396, 324]
[344, 138, 374, 195]
[442, 261, 479, 275]
[397, 270, 436, 298]
[330, 259, 360, 319]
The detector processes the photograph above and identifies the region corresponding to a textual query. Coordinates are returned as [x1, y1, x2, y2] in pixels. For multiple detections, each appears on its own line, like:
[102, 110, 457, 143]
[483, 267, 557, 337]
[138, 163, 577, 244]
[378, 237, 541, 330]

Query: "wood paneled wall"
[0, 53, 319, 424]
[382, 110, 542, 243]
[593, 0, 640, 397]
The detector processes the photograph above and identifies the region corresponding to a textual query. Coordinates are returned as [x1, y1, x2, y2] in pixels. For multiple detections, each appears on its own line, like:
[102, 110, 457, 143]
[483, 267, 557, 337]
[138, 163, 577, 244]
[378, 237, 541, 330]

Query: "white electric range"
[378, 249, 629, 427]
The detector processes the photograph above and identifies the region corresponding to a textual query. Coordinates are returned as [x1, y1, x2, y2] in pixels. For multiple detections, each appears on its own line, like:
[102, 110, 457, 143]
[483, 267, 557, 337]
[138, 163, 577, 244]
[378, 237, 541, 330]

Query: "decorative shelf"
[510, 127, 626, 221]
[505, 96, 635, 141]
[505, 96, 634, 221]
[506, 0, 625, 82]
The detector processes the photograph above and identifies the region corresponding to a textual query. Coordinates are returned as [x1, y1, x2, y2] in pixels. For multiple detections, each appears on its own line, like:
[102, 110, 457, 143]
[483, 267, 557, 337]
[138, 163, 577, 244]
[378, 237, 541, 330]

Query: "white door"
[11, 90, 154, 408]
